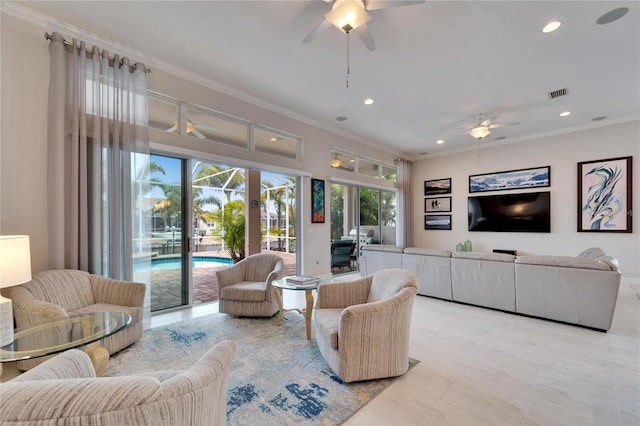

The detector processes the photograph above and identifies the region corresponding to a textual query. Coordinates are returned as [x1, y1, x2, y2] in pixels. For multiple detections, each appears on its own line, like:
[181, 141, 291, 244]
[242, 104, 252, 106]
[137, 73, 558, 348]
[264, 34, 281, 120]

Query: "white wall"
[0, 14, 50, 273]
[0, 11, 400, 277]
[412, 120, 640, 278]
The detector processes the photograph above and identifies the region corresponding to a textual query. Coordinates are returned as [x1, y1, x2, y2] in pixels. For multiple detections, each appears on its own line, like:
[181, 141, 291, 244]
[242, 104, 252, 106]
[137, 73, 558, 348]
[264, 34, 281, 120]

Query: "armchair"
[1, 340, 236, 425]
[216, 253, 285, 317]
[2, 269, 145, 370]
[313, 269, 418, 382]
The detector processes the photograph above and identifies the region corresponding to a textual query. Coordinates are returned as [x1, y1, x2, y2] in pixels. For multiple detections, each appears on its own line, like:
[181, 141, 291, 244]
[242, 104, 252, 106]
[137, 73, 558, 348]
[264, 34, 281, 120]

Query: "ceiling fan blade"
[191, 129, 206, 139]
[489, 121, 520, 129]
[479, 116, 497, 127]
[302, 18, 332, 45]
[355, 24, 376, 51]
[166, 124, 177, 133]
[364, 0, 425, 11]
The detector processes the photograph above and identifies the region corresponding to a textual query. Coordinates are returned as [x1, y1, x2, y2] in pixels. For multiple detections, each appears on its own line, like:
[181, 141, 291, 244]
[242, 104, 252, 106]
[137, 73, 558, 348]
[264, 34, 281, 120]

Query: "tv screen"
[468, 191, 551, 233]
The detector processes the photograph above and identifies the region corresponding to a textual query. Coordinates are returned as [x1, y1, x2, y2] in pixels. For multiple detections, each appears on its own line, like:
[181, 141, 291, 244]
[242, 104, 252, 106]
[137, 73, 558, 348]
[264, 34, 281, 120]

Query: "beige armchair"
[216, 253, 285, 317]
[313, 269, 418, 383]
[3, 269, 145, 370]
[1, 340, 235, 425]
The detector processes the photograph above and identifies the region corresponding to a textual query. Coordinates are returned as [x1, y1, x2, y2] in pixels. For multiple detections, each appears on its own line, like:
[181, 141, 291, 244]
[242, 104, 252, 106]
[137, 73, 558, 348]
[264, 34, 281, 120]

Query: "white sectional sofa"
[403, 248, 453, 300]
[451, 251, 517, 312]
[359, 245, 621, 331]
[514, 248, 621, 331]
[359, 244, 404, 276]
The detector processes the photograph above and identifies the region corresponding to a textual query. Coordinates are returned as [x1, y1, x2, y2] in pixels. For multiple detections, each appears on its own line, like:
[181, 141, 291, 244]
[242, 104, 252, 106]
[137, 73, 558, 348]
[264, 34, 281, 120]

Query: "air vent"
[549, 88, 568, 99]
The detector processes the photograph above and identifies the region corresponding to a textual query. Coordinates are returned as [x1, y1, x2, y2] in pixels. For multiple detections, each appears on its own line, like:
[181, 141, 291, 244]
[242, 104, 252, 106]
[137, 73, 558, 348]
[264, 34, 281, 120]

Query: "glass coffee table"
[0, 312, 131, 376]
[272, 277, 331, 340]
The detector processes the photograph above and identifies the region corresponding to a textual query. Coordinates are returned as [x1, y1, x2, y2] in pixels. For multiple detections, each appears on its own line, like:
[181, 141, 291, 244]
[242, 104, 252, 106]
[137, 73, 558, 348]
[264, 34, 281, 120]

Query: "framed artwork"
[469, 166, 550, 193]
[425, 196, 451, 213]
[424, 178, 451, 196]
[578, 156, 632, 233]
[311, 178, 325, 223]
[424, 214, 452, 230]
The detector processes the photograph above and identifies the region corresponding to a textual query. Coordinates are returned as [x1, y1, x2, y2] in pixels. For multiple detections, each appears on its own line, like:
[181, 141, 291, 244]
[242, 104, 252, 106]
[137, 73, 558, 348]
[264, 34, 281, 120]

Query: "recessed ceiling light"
[542, 20, 562, 33]
[495, 136, 507, 141]
[336, 116, 348, 121]
[364, 98, 374, 105]
[560, 111, 571, 117]
[592, 116, 608, 121]
[597, 7, 628, 25]
[436, 140, 444, 144]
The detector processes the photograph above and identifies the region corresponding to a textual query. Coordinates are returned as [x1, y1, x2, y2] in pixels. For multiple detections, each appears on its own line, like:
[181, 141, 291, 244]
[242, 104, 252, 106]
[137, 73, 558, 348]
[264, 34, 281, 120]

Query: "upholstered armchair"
[2, 269, 145, 370]
[1, 340, 235, 425]
[216, 253, 285, 317]
[313, 269, 418, 383]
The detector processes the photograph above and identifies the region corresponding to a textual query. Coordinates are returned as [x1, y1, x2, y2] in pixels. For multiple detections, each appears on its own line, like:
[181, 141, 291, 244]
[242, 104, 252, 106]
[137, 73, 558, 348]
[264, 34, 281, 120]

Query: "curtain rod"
[44, 32, 151, 74]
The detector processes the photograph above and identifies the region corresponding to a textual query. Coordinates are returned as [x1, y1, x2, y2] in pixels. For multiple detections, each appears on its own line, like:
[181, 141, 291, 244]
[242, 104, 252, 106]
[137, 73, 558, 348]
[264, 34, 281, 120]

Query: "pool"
[145, 256, 234, 271]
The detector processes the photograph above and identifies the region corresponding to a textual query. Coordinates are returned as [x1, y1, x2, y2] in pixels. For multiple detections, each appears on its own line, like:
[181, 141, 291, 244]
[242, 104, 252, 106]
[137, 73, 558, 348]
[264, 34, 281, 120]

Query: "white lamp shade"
[469, 126, 491, 140]
[0, 235, 32, 288]
[326, 0, 371, 33]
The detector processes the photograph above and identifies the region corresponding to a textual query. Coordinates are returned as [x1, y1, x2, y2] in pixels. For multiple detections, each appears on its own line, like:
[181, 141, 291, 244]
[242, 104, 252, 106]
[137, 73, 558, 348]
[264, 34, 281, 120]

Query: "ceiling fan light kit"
[325, 0, 371, 33]
[469, 126, 491, 140]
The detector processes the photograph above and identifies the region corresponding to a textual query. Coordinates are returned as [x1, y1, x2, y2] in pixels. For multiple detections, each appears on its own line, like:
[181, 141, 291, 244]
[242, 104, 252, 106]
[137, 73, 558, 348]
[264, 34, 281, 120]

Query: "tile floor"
[150, 276, 640, 426]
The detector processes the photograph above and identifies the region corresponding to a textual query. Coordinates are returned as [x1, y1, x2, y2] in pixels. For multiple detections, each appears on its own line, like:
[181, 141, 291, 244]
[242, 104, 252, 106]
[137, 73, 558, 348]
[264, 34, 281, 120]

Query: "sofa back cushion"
[243, 253, 283, 283]
[367, 269, 418, 303]
[24, 270, 95, 312]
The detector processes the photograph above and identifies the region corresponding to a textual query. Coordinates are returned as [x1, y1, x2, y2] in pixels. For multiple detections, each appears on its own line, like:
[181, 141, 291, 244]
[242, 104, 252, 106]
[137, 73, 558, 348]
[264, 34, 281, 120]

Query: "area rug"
[104, 313, 416, 425]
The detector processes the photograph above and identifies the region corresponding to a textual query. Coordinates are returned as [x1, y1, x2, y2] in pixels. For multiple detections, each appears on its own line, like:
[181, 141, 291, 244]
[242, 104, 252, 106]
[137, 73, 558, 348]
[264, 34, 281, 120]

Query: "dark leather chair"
[331, 240, 355, 272]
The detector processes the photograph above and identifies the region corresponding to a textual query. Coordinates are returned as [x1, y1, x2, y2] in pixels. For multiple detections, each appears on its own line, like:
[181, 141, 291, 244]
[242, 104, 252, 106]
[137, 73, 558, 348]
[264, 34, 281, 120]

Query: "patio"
[150, 250, 298, 311]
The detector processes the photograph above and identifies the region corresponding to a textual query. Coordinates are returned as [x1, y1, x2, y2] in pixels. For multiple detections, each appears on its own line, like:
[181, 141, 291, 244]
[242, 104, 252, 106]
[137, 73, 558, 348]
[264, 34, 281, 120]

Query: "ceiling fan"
[465, 114, 518, 141]
[166, 120, 215, 140]
[302, 0, 426, 51]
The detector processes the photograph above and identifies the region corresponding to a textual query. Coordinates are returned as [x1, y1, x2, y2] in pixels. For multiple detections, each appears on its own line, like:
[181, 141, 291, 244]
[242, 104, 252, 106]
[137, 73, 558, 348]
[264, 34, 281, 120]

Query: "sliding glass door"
[148, 154, 188, 311]
[147, 153, 299, 312]
[330, 182, 397, 274]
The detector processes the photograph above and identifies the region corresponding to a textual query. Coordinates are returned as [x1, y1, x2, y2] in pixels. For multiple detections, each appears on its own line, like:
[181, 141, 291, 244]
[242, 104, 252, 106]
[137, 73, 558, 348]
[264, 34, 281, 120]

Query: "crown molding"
[1, 2, 406, 160]
[420, 115, 640, 160]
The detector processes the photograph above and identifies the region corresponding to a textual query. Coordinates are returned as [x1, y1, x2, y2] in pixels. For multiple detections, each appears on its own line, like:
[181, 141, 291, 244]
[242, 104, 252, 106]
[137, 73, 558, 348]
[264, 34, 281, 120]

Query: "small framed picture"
[425, 196, 451, 213]
[424, 178, 451, 196]
[424, 214, 452, 230]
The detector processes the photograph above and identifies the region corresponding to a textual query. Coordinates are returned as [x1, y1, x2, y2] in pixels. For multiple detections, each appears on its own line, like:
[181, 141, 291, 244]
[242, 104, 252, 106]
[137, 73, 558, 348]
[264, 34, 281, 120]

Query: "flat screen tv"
[468, 191, 551, 233]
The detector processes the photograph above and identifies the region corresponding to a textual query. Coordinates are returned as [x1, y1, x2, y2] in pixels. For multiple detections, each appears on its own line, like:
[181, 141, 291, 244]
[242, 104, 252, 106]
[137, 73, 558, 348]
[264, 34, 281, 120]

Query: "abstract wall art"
[578, 156, 632, 233]
[311, 178, 325, 223]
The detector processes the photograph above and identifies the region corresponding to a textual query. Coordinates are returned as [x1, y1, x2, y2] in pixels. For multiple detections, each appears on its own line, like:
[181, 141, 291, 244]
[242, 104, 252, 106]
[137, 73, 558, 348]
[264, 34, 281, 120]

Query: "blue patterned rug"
[104, 312, 416, 425]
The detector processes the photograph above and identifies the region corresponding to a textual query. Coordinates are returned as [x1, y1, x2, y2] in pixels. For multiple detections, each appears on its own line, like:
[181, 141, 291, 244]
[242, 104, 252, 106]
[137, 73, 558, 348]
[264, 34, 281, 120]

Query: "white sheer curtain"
[396, 159, 413, 248]
[47, 32, 150, 280]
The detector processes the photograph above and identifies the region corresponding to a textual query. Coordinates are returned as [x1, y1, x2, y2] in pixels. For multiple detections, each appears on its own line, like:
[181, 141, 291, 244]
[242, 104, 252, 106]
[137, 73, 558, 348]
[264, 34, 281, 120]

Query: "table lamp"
[0, 235, 32, 346]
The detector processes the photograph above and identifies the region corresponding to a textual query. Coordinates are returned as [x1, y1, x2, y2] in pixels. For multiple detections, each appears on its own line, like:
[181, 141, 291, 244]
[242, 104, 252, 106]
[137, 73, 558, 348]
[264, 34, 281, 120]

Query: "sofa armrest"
[90, 275, 146, 307]
[338, 288, 415, 356]
[7, 286, 68, 327]
[160, 340, 236, 397]
[11, 349, 96, 382]
[264, 266, 283, 302]
[316, 276, 372, 309]
[0, 376, 163, 422]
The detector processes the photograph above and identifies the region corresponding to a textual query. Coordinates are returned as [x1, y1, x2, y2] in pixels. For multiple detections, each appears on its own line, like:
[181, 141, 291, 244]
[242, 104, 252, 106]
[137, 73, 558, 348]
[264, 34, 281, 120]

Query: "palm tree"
[210, 200, 245, 262]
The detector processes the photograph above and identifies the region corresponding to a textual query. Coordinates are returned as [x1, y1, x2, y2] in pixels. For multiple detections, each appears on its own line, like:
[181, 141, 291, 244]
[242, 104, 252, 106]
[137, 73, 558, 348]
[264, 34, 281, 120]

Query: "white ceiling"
[8, 0, 640, 158]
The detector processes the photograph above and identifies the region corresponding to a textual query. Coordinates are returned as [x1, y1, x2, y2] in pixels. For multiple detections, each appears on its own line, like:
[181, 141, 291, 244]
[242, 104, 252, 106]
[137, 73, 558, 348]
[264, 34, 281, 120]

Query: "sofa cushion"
[71, 303, 143, 324]
[403, 247, 452, 257]
[515, 255, 613, 271]
[314, 308, 342, 349]
[220, 281, 266, 302]
[23, 270, 96, 312]
[452, 251, 516, 263]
